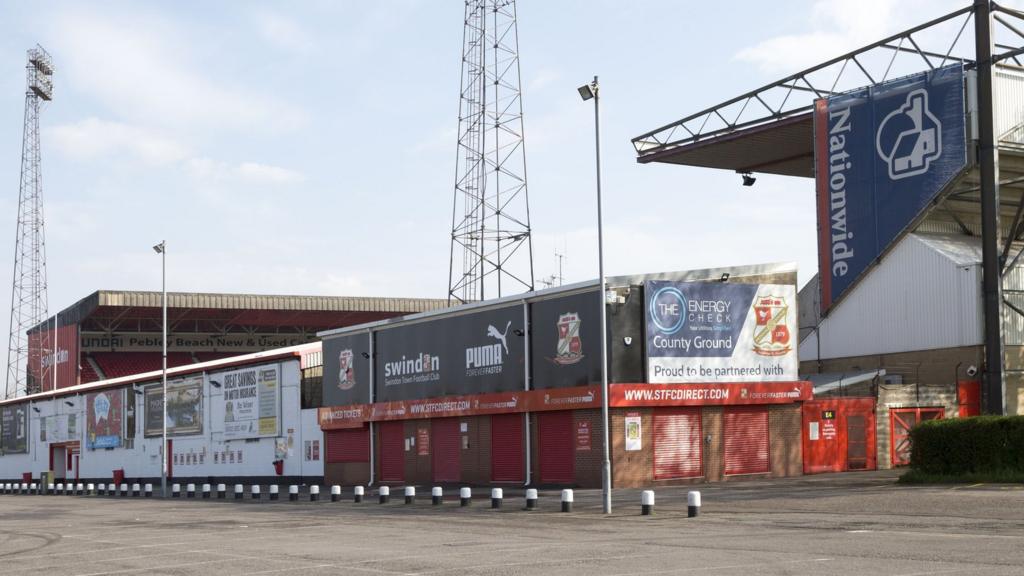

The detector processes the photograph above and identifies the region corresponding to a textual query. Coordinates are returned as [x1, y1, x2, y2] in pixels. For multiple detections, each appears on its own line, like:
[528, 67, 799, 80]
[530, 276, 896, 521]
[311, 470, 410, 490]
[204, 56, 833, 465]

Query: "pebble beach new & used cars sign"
[645, 281, 797, 383]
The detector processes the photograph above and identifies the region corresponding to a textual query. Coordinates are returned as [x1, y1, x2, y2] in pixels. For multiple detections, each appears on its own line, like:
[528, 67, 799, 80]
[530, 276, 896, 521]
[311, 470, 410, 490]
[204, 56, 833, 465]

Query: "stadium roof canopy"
[32, 290, 448, 335]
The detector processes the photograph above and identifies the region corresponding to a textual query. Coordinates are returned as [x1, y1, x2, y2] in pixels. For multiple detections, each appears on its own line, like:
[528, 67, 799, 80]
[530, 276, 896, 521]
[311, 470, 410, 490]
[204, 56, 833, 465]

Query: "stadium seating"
[92, 352, 194, 379]
[79, 354, 101, 384]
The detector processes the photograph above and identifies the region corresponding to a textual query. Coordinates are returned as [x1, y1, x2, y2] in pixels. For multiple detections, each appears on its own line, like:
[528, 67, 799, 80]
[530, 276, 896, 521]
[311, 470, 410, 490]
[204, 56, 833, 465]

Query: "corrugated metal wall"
[800, 234, 983, 360]
[996, 65, 1024, 145]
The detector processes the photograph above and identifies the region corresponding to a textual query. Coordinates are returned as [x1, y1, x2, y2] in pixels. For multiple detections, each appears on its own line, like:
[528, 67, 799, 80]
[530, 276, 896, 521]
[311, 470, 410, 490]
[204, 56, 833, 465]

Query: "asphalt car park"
[2, 470, 1023, 575]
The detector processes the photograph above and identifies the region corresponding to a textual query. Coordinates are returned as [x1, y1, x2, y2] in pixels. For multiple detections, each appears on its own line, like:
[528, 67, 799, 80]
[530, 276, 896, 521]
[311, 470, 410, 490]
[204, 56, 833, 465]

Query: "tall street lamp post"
[578, 76, 612, 515]
[152, 241, 167, 497]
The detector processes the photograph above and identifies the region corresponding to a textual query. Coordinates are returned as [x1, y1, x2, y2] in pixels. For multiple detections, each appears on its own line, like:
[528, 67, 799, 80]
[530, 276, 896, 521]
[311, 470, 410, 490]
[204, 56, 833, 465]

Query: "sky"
[0, 0, 988, 338]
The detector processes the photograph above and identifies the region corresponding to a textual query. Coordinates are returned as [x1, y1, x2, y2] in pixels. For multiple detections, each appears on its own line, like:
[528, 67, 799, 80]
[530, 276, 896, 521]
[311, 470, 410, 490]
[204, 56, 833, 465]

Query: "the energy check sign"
[649, 285, 686, 335]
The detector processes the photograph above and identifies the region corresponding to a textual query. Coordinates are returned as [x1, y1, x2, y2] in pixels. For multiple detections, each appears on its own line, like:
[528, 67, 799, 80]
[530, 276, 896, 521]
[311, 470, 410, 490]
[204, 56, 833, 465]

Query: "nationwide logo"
[751, 294, 791, 357]
[552, 312, 584, 365]
[465, 321, 511, 377]
[337, 349, 355, 391]
[876, 88, 942, 180]
[383, 353, 441, 386]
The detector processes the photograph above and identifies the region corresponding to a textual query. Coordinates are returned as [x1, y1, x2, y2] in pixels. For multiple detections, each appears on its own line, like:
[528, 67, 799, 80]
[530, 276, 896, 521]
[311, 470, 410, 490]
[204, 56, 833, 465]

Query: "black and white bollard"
[378, 486, 390, 504]
[97, 483, 106, 496]
[525, 488, 538, 510]
[31, 483, 39, 495]
[217, 484, 227, 499]
[459, 487, 472, 507]
[86, 483, 95, 496]
[202, 484, 211, 499]
[186, 483, 196, 498]
[172, 483, 181, 498]
[76, 483, 84, 496]
[144, 484, 153, 498]
[310, 485, 320, 502]
[289, 485, 299, 502]
[55, 482, 62, 494]
[641, 490, 655, 516]
[353, 485, 364, 503]
[331, 485, 341, 502]
[234, 484, 244, 500]
[404, 486, 415, 505]
[252, 485, 261, 500]
[491, 488, 503, 509]
[120, 483, 128, 497]
[561, 489, 573, 513]
[269, 485, 279, 501]
[687, 490, 701, 518]
[432, 486, 443, 506]
[132, 483, 140, 497]
[67, 483, 74, 496]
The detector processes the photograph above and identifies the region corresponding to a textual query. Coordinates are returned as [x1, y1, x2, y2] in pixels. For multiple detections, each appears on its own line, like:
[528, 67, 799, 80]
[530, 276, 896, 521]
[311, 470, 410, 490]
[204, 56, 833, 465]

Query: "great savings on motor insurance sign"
[644, 281, 798, 383]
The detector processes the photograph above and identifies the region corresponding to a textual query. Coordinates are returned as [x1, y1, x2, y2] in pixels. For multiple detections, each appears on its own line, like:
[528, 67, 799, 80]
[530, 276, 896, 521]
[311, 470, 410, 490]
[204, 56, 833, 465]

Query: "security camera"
[966, 365, 978, 377]
[623, 336, 633, 347]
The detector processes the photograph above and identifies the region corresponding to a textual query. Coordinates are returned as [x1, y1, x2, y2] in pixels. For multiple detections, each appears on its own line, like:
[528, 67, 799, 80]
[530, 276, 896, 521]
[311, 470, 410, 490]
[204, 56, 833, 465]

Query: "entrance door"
[846, 415, 868, 470]
[653, 408, 702, 480]
[538, 411, 574, 483]
[431, 418, 460, 482]
[51, 446, 67, 480]
[724, 406, 770, 475]
[490, 413, 524, 482]
[379, 421, 405, 482]
[890, 407, 944, 466]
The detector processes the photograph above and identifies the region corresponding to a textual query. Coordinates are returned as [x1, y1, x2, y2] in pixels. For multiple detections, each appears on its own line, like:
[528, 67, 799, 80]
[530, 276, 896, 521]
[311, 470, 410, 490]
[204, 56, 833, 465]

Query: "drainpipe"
[368, 331, 375, 487]
[522, 300, 531, 487]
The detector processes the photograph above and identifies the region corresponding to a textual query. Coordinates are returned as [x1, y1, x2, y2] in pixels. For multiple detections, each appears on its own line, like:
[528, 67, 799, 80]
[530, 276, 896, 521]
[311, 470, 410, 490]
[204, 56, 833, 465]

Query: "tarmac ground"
[2, 470, 1023, 575]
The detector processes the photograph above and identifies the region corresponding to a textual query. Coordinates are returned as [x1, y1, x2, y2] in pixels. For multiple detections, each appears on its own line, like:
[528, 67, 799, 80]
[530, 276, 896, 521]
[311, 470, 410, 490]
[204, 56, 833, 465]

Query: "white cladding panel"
[800, 234, 983, 360]
[0, 359, 323, 480]
[996, 65, 1024, 145]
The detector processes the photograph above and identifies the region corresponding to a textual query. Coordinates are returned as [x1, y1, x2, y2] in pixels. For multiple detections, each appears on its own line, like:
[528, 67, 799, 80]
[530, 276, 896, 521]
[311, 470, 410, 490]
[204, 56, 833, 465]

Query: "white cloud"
[253, 9, 314, 53]
[185, 157, 304, 185]
[47, 118, 189, 165]
[237, 162, 305, 184]
[50, 8, 307, 134]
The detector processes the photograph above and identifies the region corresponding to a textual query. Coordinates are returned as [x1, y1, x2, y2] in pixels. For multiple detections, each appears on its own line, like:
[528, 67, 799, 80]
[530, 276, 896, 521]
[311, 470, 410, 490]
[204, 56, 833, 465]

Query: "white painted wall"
[1, 358, 323, 481]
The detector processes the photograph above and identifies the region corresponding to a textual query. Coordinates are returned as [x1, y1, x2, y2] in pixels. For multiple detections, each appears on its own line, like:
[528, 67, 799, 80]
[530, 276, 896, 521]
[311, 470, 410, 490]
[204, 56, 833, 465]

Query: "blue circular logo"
[650, 286, 686, 335]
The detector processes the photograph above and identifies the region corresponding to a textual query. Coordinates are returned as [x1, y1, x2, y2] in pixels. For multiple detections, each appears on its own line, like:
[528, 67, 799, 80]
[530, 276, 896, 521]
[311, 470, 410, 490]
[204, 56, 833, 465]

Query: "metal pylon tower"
[5, 45, 53, 399]
[448, 0, 534, 304]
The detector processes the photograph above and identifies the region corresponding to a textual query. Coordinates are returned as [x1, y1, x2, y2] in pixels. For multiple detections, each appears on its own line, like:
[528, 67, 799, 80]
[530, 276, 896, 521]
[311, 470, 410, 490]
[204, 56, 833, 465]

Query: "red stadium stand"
[92, 352, 195, 379]
[79, 353, 100, 384]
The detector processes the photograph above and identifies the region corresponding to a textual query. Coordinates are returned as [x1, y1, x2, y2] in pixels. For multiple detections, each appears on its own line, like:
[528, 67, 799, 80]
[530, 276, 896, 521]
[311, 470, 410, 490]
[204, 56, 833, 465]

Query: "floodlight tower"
[5, 45, 53, 399]
[448, 0, 534, 304]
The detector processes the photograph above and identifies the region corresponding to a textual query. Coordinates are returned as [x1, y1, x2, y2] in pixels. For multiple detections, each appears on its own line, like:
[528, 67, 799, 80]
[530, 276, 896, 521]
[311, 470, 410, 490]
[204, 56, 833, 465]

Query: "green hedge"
[908, 416, 1024, 476]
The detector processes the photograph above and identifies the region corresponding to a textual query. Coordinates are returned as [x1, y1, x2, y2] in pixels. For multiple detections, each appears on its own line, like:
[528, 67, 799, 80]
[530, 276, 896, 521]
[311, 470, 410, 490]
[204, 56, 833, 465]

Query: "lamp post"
[578, 76, 611, 515]
[152, 240, 167, 498]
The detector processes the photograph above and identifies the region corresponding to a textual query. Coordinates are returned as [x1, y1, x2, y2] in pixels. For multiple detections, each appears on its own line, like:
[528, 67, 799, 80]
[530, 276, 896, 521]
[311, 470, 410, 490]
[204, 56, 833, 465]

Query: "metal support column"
[976, 0, 1006, 414]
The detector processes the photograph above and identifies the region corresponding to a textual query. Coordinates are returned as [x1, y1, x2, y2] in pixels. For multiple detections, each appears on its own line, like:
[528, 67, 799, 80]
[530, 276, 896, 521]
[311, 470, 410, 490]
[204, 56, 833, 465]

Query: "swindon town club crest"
[554, 312, 584, 365]
[337, 349, 355, 391]
[752, 295, 791, 357]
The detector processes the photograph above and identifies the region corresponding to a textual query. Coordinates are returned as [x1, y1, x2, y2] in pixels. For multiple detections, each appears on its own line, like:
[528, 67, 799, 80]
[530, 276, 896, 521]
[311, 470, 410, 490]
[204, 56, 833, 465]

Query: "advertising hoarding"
[530, 291, 603, 389]
[374, 305, 525, 402]
[322, 333, 371, 407]
[0, 404, 29, 454]
[815, 64, 966, 311]
[28, 323, 78, 391]
[645, 281, 798, 383]
[79, 331, 313, 353]
[41, 413, 78, 444]
[144, 375, 204, 437]
[609, 381, 812, 407]
[214, 363, 281, 440]
[86, 388, 124, 449]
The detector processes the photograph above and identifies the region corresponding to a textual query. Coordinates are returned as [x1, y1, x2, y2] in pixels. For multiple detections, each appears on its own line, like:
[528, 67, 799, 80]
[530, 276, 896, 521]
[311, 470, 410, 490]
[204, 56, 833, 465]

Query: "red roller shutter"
[653, 408, 702, 480]
[491, 413, 524, 482]
[538, 411, 574, 483]
[724, 406, 770, 475]
[432, 418, 460, 482]
[326, 426, 370, 463]
[379, 421, 405, 482]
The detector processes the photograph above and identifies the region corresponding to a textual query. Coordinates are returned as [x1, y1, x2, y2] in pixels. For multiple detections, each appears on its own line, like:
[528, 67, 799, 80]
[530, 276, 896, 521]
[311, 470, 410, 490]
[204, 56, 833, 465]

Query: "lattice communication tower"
[5, 45, 53, 399]
[448, 0, 534, 304]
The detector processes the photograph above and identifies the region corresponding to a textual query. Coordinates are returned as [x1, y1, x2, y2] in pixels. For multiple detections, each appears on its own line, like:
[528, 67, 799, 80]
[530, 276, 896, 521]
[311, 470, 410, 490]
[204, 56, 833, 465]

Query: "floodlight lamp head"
[741, 172, 756, 187]
[152, 241, 165, 254]
[209, 379, 222, 389]
[577, 84, 594, 101]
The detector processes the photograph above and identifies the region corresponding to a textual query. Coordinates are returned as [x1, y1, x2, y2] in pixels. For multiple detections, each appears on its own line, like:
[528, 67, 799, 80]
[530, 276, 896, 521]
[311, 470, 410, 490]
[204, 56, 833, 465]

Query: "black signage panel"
[374, 305, 525, 402]
[322, 333, 371, 406]
[530, 291, 603, 389]
[0, 403, 28, 454]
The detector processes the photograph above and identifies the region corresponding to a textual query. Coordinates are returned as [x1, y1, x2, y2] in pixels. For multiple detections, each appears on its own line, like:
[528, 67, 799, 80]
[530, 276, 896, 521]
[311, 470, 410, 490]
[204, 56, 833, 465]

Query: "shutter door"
[490, 413, 524, 482]
[724, 406, 770, 475]
[379, 421, 405, 482]
[325, 426, 370, 463]
[653, 408, 702, 480]
[538, 411, 574, 483]
[432, 418, 461, 482]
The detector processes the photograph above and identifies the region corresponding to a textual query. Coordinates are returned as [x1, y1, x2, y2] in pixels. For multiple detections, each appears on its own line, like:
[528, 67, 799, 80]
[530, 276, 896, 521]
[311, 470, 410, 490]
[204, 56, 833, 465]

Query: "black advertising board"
[144, 375, 204, 437]
[322, 333, 371, 406]
[530, 291, 603, 389]
[374, 305, 525, 402]
[0, 403, 29, 454]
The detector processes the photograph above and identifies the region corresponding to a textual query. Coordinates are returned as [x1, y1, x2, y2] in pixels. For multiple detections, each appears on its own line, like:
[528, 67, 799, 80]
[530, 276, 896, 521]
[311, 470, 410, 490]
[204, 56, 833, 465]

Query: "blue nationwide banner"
[815, 64, 966, 311]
